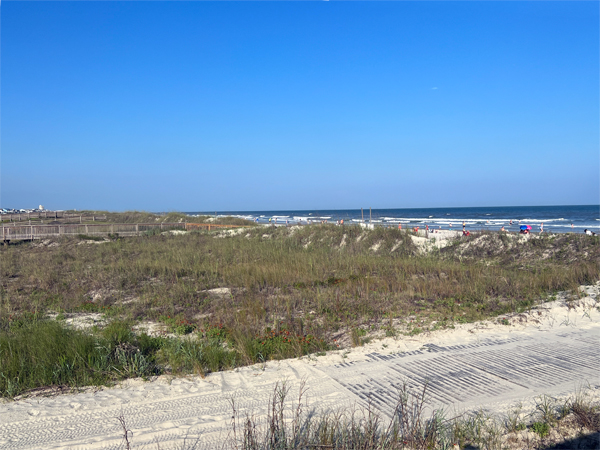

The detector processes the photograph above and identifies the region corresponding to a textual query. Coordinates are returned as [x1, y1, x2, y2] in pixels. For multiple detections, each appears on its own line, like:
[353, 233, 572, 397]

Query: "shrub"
[531, 421, 550, 438]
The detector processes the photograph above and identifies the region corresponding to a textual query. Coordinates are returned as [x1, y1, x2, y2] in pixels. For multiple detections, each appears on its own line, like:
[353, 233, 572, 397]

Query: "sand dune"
[1, 284, 598, 449]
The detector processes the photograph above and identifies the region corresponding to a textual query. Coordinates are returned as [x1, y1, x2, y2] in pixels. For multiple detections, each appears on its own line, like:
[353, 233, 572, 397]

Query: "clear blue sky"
[2, 1, 598, 211]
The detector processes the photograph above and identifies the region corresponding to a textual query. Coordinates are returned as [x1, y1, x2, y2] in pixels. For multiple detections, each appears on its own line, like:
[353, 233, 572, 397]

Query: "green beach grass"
[1, 213, 599, 397]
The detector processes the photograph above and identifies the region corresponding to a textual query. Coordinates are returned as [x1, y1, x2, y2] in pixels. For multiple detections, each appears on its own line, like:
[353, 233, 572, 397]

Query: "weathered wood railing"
[2, 223, 245, 241]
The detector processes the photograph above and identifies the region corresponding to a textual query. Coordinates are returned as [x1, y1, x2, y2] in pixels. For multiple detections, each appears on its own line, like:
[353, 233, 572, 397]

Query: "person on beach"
[462, 221, 466, 231]
[584, 229, 597, 236]
[463, 229, 470, 236]
[398, 223, 402, 230]
[501, 226, 505, 232]
[540, 222, 544, 233]
[510, 220, 513, 226]
[340, 219, 344, 226]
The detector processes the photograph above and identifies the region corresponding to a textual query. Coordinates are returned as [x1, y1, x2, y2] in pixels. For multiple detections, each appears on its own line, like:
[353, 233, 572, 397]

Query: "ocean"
[188, 205, 599, 234]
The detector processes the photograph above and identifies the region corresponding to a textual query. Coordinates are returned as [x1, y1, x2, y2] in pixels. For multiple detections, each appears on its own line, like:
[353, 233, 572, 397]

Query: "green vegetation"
[231, 383, 600, 450]
[0, 315, 327, 398]
[1, 217, 598, 397]
[79, 210, 252, 226]
[1, 209, 254, 226]
[531, 421, 550, 438]
[0, 317, 159, 397]
[113, 382, 600, 450]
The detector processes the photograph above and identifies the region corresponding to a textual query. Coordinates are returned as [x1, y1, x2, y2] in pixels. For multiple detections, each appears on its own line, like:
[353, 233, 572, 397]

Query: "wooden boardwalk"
[2, 223, 245, 241]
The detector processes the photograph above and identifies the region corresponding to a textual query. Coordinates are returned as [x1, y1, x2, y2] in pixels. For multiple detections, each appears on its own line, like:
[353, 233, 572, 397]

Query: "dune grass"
[0, 315, 329, 398]
[71, 210, 254, 226]
[223, 382, 600, 450]
[0, 318, 162, 397]
[109, 381, 600, 449]
[1, 221, 598, 397]
[2, 225, 596, 330]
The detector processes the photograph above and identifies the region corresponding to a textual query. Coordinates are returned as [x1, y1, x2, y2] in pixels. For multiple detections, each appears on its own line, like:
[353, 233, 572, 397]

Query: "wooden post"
[59, 225, 63, 236]
[80, 215, 82, 224]
[85, 224, 89, 234]
[136, 224, 139, 236]
[370, 207, 372, 226]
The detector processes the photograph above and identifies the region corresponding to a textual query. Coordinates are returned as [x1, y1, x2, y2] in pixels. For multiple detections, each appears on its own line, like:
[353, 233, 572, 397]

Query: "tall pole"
[361, 208, 364, 223]
[369, 207, 372, 225]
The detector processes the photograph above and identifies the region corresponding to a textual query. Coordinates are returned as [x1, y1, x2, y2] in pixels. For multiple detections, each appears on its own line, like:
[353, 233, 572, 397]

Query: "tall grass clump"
[223, 382, 600, 450]
[0, 318, 160, 398]
[228, 382, 492, 450]
[0, 316, 329, 398]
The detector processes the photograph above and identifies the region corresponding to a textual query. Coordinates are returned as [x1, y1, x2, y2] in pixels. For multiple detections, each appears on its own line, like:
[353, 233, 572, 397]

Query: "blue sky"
[2, 2, 598, 211]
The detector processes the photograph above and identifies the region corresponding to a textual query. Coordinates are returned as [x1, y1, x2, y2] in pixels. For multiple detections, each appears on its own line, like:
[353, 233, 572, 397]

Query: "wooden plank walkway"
[2, 223, 245, 241]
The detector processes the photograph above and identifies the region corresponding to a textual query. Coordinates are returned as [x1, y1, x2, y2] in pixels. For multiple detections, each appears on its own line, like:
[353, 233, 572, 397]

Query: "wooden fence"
[2, 222, 245, 241]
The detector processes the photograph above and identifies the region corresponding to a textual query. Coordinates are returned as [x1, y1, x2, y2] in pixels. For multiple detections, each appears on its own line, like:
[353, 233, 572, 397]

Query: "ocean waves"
[187, 206, 599, 234]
